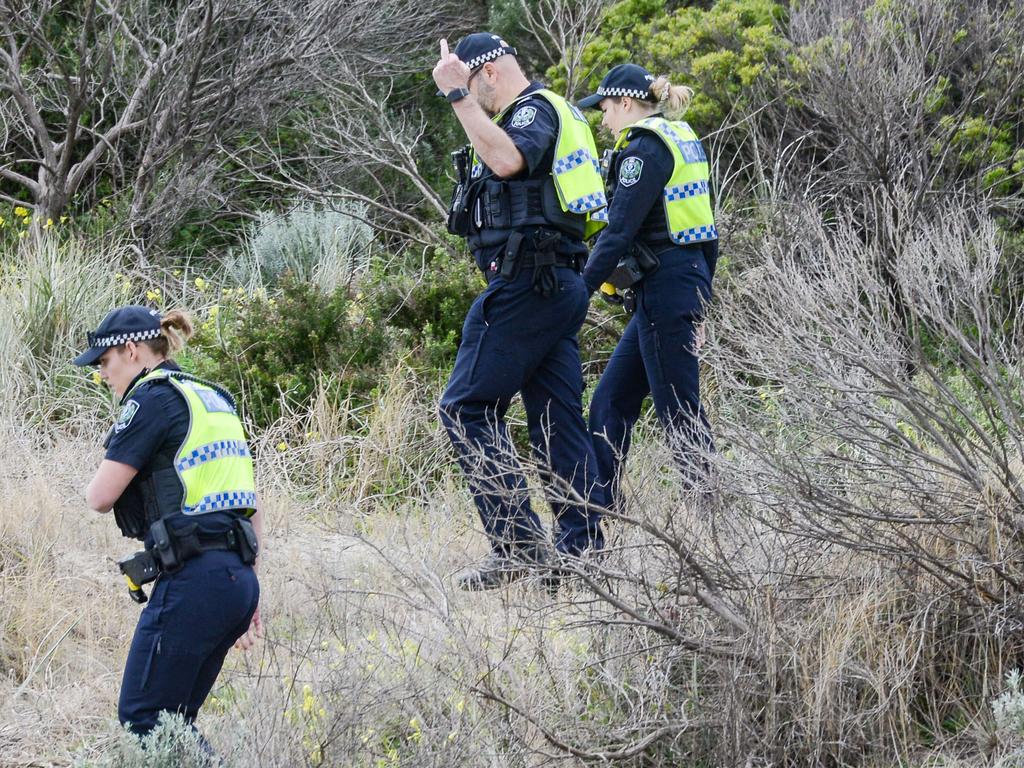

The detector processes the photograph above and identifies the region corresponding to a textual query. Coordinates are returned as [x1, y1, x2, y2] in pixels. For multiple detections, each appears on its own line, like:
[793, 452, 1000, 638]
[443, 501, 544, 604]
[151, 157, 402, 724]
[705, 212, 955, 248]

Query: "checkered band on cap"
[87, 328, 162, 347]
[597, 85, 653, 100]
[464, 45, 517, 70]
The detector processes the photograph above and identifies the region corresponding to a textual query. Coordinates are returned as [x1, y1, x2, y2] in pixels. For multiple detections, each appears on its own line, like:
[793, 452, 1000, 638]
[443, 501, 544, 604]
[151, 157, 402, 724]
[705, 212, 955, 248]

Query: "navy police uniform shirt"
[582, 131, 673, 294]
[106, 360, 241, 538]
[471, 82, 589, 272]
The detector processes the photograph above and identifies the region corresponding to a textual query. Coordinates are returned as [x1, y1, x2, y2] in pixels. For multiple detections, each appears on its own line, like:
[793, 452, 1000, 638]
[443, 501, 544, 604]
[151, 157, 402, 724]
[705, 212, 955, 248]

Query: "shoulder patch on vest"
[619, 156, 643, 187]
[114, 399, 140, 433]
[510, 106, 537, 129]
[194, 386, 235, 414]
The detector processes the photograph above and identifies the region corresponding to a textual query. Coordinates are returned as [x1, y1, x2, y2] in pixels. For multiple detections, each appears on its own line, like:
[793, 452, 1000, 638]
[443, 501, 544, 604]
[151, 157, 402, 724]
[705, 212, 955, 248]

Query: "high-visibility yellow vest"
[614, 116, 717, 244]
[471, 89, 608, 238]
[124, 369, 256, 517]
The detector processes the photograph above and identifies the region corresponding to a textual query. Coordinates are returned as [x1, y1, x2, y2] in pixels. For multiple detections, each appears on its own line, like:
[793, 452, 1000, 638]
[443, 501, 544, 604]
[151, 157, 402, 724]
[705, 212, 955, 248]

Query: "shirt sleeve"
[104, 386, 174, 470]
[503, 97, 558, 177]
[582, 134, 673, 294]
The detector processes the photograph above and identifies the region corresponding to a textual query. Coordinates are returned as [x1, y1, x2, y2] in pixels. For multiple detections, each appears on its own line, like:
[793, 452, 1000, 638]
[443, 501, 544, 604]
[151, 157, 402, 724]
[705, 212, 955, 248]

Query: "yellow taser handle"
[600, 282, 618, 296]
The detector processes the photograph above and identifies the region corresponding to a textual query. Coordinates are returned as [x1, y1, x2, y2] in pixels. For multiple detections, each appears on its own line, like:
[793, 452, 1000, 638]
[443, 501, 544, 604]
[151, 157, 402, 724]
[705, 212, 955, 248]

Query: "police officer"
[431, 33, 609, 589]
[578, 64, 718, 505]
[75, 305, 262, 747]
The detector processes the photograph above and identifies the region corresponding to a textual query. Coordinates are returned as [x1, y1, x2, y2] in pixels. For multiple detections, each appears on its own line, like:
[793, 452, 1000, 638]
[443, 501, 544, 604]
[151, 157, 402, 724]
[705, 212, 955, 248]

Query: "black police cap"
[73, 305, 163, 366]
[435, 32, 518, 97]
[578, 63, 658, 109]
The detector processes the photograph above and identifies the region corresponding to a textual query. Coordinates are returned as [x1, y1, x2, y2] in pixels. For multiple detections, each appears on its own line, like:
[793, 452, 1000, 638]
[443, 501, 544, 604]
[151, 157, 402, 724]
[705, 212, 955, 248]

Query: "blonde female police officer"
[432, 33, 609, 589]
[579, 64, 718, 503]
[75, 305, 262, 745]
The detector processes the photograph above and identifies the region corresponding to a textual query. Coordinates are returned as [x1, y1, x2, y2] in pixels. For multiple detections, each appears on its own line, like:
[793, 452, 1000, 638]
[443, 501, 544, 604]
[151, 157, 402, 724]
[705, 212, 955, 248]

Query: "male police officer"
[432, 33, 608, 590]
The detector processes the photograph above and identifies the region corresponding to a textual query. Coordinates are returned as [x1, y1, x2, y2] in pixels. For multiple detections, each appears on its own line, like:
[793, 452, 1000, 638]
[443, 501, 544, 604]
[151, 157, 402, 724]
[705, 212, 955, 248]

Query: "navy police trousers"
[440, 265, 605, 557]
[118, 549, 259, 735]
[589, 246, 715, 505]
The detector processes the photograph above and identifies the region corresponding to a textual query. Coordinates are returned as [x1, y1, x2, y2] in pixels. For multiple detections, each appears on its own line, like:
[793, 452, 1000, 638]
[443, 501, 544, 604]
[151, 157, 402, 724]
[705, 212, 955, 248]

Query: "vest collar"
[120, 360, 181, 404]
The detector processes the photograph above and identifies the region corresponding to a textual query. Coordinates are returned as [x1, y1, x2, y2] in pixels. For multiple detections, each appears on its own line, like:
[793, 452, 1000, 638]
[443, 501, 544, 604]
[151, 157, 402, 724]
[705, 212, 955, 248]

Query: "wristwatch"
[446, 87, 471, 103]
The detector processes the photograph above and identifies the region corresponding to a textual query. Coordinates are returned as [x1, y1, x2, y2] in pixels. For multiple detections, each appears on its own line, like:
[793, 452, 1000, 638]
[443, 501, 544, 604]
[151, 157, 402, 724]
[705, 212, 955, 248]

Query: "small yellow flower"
[43, 218, 53, 229]
[0, 215, 6, 227]
[60, 215, 68, 223]
[145, 289, 161, 301]
[276, 441, 288, 452]
[173, 269, 182, 277]
[194, 277, 207, 291]
[455, 698, 465, 714]
[115, 273, 123, 280]
[447, 731, 457, 742]
[222, 288, 231, 295]
[209, 305, 219, 318]
[18, 230, 27, 239]
[91, 371, 102, 385]
[13, 206, 29, 218]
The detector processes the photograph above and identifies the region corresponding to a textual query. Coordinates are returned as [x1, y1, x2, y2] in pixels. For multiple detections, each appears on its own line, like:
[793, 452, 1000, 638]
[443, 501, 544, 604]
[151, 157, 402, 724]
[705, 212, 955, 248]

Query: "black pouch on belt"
[531, 230, 560, 298]
[234, 517, 260, 565]
[500, 231, 526, 281]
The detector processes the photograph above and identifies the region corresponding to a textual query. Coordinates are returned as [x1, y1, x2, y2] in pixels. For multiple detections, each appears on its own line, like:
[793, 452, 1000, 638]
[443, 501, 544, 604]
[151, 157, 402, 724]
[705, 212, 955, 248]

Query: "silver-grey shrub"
[230, 203, 373, 294]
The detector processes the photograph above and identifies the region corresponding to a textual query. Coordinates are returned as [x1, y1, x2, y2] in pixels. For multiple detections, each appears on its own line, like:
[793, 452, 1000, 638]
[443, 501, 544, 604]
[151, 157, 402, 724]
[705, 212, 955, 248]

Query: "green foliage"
[933, 116, 1023, 197]
[192, 278, 388, 427]
[190, 240, 480, 427]
[554, 0, 789, 134]
[363, 244, 483, 372]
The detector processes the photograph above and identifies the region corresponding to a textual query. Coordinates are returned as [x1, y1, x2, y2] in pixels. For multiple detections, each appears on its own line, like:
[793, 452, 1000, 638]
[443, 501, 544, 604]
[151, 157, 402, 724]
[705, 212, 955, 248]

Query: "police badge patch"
[114, 399, 140, 433]
[619, 157, 644, 187]
[510, 106, 537, 128]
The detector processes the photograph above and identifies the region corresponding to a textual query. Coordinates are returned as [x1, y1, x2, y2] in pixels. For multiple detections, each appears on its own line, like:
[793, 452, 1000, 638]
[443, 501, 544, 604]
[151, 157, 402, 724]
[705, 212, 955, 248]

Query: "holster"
[150, 518, 184, 572]
[447, 146, 472, 236]
[607, 240, 662, 290]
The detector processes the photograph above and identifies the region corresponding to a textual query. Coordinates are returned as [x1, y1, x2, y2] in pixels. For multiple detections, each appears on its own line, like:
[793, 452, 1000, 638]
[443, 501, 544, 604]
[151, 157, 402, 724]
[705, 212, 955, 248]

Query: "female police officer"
[578, 64, 719, 505]
[74, 305, 262, 745]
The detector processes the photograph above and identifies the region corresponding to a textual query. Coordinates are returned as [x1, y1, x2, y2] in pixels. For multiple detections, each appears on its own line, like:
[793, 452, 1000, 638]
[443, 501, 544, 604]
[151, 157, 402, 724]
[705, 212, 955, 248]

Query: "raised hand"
[432, 38, 471, 95]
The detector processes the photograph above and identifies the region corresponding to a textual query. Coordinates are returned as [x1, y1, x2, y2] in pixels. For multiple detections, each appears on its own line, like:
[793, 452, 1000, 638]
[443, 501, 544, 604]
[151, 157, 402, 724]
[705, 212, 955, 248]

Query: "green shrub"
[191, 277, 388, 427]
[361, 244, 483, 373]
[551, 0, 789, 136]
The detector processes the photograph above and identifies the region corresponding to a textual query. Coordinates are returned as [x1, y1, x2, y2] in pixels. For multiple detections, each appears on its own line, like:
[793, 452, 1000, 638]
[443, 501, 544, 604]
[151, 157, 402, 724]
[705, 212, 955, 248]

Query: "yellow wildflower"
[60, 215, 68, 223]
[13, 206, 28, 218]
[0, 216, 6, 227]
[43, 218, 53, 229]
[194, 277, 207, 291]
[276, 441, 288, 452]
[145, 289, 161, 301]
[172, 269, 182, 277]
[91, 371, 102, 386]
[18, 231, 27, 239]
[455, 698, 465, 714]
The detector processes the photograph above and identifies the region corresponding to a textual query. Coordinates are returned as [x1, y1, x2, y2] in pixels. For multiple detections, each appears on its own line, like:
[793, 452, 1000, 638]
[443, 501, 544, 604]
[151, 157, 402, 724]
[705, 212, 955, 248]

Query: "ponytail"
[649, 76, 693, 119]
[142, 308, 194, 359]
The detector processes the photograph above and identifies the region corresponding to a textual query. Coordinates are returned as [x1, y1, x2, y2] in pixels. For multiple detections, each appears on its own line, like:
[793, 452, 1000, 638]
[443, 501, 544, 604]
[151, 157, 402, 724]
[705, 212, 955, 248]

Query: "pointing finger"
[440, 38, 449, 59]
